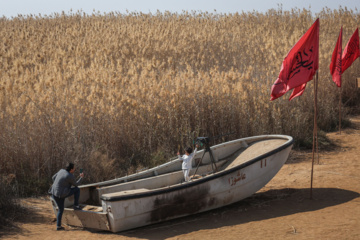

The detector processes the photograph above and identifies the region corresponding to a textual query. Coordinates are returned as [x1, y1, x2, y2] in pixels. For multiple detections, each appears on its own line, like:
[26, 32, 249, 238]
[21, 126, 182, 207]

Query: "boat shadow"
[111, 187, 359, 239]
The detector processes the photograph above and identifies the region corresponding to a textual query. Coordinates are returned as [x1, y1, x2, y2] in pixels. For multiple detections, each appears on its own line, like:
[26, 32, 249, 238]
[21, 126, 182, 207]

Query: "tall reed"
[0, 8, 359, 195]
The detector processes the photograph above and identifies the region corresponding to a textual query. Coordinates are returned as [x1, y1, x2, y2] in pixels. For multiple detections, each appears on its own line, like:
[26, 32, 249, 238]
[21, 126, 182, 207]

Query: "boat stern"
[50, 196, 111, 231]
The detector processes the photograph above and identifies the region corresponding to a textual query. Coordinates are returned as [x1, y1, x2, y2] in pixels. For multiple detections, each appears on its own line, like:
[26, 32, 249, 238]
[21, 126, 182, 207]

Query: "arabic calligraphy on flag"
[270, 19, 319, 101]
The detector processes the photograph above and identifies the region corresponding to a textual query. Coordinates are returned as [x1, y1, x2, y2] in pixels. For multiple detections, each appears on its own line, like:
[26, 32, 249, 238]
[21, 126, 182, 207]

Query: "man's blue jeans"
[53, 187, 80, 228]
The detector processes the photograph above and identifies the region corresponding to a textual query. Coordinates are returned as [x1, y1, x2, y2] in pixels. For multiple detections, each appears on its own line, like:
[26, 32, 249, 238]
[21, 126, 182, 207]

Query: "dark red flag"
[342, 28, 360, 73]
[270, 19, 319, 101]
[329, 27, 342, 87]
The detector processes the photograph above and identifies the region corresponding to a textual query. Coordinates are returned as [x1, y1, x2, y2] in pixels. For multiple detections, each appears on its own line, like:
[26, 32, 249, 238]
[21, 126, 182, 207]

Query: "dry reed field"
[0, 7, 359, 201]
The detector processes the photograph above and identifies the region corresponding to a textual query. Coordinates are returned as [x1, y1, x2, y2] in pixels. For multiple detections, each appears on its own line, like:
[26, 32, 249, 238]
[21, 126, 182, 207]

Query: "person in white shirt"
[177, 146, 197, 182]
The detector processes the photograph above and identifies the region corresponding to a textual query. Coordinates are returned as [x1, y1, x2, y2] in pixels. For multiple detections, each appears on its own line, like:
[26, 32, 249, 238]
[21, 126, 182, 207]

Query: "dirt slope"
[1, 116, 360, 240]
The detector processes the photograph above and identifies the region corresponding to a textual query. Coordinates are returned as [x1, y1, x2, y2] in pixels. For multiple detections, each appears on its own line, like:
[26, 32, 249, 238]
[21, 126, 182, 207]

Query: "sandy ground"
[1, 116, 360, 240]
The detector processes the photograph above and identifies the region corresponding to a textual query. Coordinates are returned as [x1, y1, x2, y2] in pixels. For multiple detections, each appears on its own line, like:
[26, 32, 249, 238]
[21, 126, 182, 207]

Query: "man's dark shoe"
[73, 205, 81, 210]
[56, 226, 65, 231]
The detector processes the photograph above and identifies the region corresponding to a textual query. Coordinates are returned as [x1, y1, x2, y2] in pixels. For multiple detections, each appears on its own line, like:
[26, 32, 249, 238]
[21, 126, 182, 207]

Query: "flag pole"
[316, 71, 319, 165]
[310, 71, 318, 199]
[339, 87, 342, 134]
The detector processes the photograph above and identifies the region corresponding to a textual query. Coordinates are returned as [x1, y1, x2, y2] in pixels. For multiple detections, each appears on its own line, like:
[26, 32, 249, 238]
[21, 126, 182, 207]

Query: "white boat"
[50, 134, 293, 232]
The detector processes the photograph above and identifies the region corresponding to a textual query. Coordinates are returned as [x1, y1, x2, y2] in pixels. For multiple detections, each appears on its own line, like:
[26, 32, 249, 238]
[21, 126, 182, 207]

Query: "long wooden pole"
[316, 72, 319, 165]
[339, 87, 342, 134]
[310, 71, 318, 199]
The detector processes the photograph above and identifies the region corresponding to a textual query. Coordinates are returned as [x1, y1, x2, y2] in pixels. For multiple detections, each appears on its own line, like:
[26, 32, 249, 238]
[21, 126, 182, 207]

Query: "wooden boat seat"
[81, 204, 103, 212]
[102, 188, 149, 198]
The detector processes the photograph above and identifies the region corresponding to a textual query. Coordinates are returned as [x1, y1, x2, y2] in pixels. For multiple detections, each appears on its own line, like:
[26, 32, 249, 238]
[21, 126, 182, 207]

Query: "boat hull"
[104, 143, 292, 232]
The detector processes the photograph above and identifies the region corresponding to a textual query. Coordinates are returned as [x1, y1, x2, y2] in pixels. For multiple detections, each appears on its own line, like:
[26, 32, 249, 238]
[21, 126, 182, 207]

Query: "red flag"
[271, 18, 319, 101]
[329, 27, 342, 87]
[342, 28, 360, 73]
[289, 83, 306, 101]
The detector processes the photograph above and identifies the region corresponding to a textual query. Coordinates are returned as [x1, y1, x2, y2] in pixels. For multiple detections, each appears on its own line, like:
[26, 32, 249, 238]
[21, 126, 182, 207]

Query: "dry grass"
[0, 8, 359, 195]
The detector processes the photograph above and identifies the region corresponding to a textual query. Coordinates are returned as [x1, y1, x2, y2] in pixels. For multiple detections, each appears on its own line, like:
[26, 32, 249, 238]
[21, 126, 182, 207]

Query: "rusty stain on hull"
[151, 185, 211, 222]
